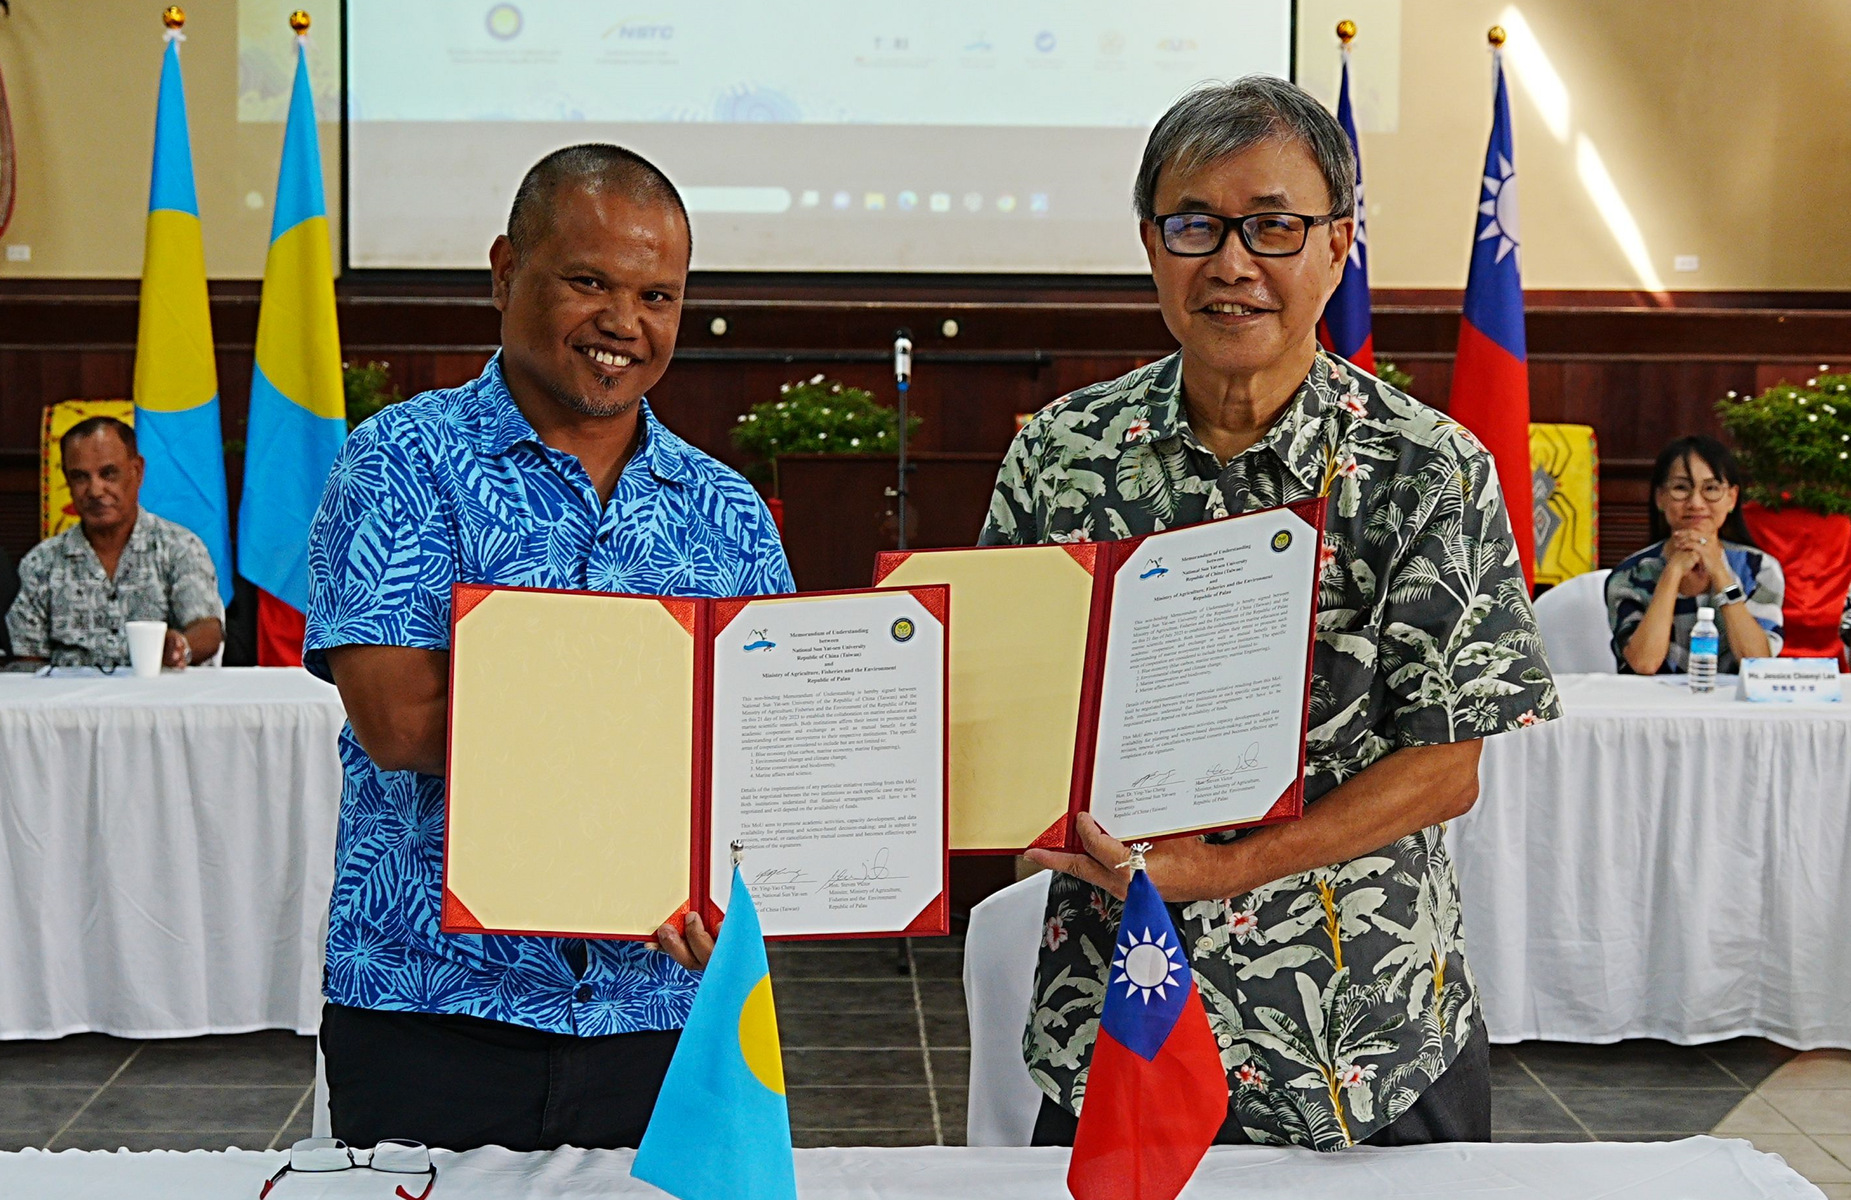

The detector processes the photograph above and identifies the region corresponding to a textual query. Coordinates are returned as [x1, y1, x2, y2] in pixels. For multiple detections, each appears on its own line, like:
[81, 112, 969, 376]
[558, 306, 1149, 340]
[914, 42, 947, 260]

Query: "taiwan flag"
[1068, 864, 1227, 1200]
[1448, 46, 1535, 583]
[1317, 43, 1373, 372]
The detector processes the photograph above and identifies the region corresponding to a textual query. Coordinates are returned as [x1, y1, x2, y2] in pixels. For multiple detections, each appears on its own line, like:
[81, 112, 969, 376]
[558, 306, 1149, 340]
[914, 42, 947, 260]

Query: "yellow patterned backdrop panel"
[41, 401, 135, 540]
[1530, 422, 1599, 587]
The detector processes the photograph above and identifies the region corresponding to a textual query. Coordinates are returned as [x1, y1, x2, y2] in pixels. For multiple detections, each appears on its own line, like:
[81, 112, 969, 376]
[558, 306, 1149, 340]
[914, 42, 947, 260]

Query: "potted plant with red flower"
[1717, 372, 1851, 658]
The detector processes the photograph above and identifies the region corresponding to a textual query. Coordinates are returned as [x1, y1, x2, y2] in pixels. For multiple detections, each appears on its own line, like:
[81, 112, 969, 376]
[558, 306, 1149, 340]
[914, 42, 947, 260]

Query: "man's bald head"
[506, 143, 690, 260]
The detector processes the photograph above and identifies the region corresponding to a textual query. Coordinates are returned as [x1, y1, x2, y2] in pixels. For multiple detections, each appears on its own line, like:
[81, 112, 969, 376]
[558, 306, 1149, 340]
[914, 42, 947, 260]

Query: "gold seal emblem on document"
[890, 617, 916, 643]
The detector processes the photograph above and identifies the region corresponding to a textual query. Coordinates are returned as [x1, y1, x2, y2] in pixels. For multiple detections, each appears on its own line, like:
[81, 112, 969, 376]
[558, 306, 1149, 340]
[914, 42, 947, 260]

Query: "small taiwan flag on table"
[1068, 847, 1228, 1200]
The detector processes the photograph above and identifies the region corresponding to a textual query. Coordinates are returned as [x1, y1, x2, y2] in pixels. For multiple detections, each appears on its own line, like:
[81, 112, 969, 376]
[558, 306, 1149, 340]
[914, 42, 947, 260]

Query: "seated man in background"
[4, 417, 222, 669]
[306, 144, 791, 1153]
[1607, 435, 1782, 674]
[0, 545, 17, 659]
[986, 77, 1558, 1150]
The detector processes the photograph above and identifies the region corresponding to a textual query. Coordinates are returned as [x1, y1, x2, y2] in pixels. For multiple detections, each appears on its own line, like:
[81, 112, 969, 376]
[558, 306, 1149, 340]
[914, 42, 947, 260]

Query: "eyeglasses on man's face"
[1660, 480, 1731, 503]
[1154, 210, 1339, 258]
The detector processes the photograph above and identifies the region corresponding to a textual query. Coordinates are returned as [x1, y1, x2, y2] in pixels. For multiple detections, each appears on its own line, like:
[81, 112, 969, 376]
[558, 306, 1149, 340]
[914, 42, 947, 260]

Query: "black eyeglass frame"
[1153, 210, 1342, 258]
[1657, 480, 1733, 502]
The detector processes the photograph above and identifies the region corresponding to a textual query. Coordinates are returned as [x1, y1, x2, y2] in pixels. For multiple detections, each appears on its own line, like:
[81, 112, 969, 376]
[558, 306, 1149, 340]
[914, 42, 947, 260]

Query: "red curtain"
[1741, 502, 1851, 661]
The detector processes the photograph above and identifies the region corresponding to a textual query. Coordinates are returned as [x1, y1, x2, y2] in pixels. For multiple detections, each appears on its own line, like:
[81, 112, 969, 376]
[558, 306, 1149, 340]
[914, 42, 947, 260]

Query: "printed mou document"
[708, 591, 947, 938]
[877, 497, 1322, 852]
[442, 583, 949, 942]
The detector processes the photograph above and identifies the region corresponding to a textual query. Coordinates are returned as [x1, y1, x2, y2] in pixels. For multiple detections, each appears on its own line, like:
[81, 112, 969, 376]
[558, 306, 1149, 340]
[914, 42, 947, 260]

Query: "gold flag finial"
[162, 6, 185, 29]
[289, 10, 311, 34]
[1336, 20, 1357, 46]
[1487, 25, 1508, 48]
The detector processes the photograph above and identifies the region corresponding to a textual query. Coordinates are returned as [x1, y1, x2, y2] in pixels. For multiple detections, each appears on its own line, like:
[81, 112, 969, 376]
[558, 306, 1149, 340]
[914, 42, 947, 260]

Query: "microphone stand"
[890, 328, 914, 978]
[892, 328, 914, 552]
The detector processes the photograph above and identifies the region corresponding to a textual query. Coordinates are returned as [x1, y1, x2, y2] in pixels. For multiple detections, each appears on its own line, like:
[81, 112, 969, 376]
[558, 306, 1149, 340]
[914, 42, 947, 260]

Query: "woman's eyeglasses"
[260, 1138, 435, 1199]
[1154, 210, 1339, 258]
[1660, 480, 1730, 502]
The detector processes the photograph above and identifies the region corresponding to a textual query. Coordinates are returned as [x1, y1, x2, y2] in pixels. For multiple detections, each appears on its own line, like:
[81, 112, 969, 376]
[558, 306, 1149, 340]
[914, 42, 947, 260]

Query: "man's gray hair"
[1134, 77, 1356, 221]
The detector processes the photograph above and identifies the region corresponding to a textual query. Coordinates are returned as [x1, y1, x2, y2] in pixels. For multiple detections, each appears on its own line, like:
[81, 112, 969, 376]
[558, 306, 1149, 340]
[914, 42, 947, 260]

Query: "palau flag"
[633, 870, 797, 1200]
[1447, 40, 1536, 584]
[1069, 863, 1227, 1200]
[238, 29, 345, 665]
[134, 30, 233, 605]
[1317, 35, 1374, 373]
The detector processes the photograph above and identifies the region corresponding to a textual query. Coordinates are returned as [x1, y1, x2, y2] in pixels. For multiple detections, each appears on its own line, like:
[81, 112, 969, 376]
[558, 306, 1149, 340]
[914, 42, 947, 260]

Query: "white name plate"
[1737, 658, 1843, 703]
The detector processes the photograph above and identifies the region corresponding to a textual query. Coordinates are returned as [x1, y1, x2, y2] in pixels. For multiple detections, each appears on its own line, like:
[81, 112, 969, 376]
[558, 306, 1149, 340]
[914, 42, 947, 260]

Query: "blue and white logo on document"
[742, 628, 776, 653]
[1138, 558, 1168, 580]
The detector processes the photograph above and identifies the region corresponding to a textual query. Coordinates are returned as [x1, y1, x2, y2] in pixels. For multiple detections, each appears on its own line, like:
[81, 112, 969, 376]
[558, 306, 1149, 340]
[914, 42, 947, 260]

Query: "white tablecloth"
[0, 1140, 1822, 1199]
[0, 668, 344, 1039]
[1453, 673, 1851, 1049]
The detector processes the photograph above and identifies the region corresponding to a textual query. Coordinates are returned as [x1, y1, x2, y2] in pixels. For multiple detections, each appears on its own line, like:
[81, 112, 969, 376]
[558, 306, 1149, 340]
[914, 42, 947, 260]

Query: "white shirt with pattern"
[5, 511, 222, 667]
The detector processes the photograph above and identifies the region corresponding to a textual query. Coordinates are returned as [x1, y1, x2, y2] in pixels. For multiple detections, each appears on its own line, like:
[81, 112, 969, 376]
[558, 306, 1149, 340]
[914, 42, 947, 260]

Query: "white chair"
[1532, 568, 1615, 674]
[962, 871, 1052, 1147]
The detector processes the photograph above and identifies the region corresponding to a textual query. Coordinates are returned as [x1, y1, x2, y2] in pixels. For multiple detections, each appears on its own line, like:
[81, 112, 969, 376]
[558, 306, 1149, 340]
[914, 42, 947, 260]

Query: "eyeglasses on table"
[259, 1138, 436, 1199]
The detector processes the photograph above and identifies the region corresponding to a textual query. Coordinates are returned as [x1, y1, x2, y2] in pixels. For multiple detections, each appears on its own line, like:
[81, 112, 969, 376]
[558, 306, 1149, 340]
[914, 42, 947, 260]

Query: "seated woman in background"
[1607, 435, 1784, 674]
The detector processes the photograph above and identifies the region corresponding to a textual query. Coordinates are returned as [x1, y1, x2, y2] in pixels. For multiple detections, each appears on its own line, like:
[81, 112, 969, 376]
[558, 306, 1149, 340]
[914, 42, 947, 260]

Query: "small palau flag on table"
[1069, 849, 1228, 1200]
[633, 868, 797, 1200]
[134, 19, 234, 605]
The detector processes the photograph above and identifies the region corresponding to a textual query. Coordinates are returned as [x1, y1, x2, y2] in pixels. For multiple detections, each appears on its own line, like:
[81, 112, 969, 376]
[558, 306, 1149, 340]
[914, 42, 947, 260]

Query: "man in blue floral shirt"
[305, 145, 791, 1151]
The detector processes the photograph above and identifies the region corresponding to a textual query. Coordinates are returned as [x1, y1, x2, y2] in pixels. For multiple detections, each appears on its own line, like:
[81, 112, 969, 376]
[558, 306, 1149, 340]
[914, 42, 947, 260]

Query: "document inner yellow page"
[880, 547, 1093, 851]
[448, 590, 695, 937]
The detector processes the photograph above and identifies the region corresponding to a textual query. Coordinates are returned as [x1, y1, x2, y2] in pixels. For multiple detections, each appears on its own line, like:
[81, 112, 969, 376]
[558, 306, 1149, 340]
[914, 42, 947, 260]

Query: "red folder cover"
[441, 582, 951, 942]
[876, 498, 1325, 855]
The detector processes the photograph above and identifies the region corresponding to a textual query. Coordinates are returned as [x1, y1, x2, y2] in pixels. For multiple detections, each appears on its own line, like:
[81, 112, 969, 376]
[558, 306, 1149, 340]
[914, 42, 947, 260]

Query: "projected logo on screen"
[484, 4, 522, 40]
[604, 18, 675, 41]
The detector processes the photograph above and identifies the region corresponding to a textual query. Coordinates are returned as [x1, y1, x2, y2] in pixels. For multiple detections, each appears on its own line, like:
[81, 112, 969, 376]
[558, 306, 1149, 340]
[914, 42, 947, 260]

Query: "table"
[1453, 673, 1851, 1049]
[0, 668, 344, 1039]
[0, 1140, 1822, 1199]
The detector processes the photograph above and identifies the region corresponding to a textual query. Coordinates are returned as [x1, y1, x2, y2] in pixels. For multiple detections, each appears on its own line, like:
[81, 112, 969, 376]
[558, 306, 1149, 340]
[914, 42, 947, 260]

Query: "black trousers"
[1031, 1024, 1491, 1148]
[320, 1002, 680, 1152]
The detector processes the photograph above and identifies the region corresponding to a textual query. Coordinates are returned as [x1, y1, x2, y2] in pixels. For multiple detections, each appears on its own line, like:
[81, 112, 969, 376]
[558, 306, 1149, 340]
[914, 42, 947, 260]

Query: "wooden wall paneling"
[7, 283, 1851, 572]
[777, 453, 1003, 592]
[1756, 361, 1851, 393]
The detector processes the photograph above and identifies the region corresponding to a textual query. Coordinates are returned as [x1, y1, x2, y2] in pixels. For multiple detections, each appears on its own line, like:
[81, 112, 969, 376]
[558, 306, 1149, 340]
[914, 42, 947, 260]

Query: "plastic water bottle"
[1688, 605, 1719, 694]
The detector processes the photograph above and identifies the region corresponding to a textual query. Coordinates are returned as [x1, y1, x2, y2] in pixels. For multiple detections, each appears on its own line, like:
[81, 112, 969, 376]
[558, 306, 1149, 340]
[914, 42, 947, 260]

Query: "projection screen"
[345, 1, 1295, 273]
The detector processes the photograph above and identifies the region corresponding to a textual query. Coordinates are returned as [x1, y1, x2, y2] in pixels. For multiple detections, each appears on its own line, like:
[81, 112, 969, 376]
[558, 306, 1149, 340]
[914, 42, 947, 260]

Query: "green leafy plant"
[1374, 359, 1416, 396]
[731, 374, 921, 493]
[344, 360, 404, 430]
[1716, 373, 1851, 516]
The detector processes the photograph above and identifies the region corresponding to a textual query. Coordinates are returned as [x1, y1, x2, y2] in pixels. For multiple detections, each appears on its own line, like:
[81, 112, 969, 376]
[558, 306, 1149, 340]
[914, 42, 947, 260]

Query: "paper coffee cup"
[125, 621, 169, 678]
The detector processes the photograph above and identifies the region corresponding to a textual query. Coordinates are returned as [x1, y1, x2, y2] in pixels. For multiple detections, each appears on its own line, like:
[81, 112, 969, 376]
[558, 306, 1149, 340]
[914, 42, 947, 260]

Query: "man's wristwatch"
[1716, 579, 1748, 608]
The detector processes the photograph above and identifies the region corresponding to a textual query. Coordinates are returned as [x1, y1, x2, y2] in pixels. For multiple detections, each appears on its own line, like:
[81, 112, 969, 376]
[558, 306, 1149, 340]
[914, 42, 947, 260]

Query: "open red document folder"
[441, 583, 950, 942]
[876, 499, 1324, 854]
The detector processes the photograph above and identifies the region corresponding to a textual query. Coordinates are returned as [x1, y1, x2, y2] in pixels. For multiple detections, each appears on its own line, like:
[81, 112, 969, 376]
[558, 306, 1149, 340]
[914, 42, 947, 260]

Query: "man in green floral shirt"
[983, 78, 1560, 1149]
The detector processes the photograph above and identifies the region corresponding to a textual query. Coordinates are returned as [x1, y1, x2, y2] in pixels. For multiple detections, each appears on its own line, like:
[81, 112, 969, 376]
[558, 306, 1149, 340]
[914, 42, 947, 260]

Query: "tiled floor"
[0, 1030, 315, 1152]
[1713, 1049, 1851, 1197]
[1, 931, 1843, 1191]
